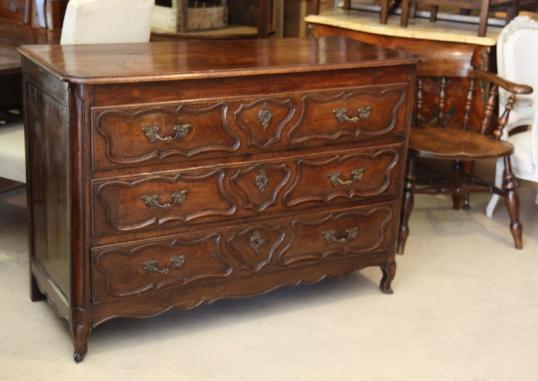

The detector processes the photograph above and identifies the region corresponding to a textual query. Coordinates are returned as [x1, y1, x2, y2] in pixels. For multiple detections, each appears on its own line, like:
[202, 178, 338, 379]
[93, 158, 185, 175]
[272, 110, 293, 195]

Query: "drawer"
[92, 231, 233, 303]
[92, 101, 241, 169]
[91, 84, 408, 170]
[281, 146, 402, 208]
[91, 202, 397, 303]
[92, 144, 403, 239]
[93, 168, 237, 237]
[285, 85, 408, 147]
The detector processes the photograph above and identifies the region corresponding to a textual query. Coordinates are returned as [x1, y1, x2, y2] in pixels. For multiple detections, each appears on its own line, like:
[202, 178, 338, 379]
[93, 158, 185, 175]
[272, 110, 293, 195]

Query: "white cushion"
[0, 122, 26, 183]
[60, 0, 154, 45]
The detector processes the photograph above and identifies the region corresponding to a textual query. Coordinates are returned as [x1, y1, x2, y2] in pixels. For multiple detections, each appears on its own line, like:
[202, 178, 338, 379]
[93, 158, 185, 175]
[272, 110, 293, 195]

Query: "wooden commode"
[18, 37, 417, 362]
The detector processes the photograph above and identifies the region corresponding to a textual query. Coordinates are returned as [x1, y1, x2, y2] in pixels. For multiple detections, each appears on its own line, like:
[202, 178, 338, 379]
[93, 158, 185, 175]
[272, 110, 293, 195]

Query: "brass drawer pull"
[322, 227, 358, 244]
[141, 255, 185, 274]
[141, 190, 187, 209]
[142, 123, 192, 143]
[334, 106, 372, 123]
[327, 168, 365, 186]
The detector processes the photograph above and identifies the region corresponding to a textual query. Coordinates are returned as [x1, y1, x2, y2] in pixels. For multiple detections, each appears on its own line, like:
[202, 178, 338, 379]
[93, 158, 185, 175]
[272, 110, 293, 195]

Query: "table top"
[18, 36, 418, 85]
[305, 9, 502, 46]
[0, 20, 60, 76]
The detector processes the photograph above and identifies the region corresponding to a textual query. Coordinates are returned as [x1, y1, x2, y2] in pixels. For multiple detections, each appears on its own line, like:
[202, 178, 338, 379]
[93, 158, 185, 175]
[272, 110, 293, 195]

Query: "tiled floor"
[1, 182, 537, 380]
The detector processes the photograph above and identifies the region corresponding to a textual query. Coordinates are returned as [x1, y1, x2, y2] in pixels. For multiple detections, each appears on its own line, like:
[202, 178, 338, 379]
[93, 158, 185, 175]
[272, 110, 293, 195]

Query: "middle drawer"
[92, 143, 403, 239]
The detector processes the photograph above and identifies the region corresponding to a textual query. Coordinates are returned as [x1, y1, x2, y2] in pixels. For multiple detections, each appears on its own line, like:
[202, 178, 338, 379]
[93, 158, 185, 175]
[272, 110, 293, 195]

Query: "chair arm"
[472, 69, 533, 95]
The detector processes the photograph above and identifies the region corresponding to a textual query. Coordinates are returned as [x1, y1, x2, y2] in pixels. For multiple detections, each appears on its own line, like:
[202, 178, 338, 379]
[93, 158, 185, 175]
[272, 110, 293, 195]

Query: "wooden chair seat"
[410, 127, 514, 160]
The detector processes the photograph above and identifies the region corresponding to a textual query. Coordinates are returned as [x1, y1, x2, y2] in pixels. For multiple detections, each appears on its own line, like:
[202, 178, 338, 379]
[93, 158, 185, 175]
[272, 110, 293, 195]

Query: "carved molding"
[93, 233, 233, 300]
[287, 86, 406, 145]
[94, 169, 237, 233]
[277, 206, 394, 266]
[234, 97, 296, 149]
[229, 163, 292, 212]
[94, 102, 240, 167]
[227, 224, 287, 272]
[282, 149, 400, 207]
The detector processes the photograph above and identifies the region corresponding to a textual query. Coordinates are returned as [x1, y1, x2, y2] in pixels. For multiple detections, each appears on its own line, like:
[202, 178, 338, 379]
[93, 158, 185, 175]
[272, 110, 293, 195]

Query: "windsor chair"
[397, 68, 533, 253]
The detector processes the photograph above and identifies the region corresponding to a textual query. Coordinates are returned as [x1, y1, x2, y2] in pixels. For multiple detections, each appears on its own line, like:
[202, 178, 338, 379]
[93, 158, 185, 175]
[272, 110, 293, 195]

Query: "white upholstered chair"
[60, 0, 153, 45]
[486, 15, 538, 217]
[0, 0, 153, 185]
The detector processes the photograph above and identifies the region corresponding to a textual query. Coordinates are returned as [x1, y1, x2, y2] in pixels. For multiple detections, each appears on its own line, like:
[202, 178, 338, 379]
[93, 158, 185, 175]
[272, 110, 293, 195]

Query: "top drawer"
[91, 84, 409, 170]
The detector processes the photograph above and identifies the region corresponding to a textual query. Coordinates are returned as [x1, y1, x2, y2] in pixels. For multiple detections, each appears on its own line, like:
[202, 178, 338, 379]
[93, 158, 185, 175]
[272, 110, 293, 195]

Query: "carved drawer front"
[277, 204, 396, 266]
[286, 85, 407, 146]
[92, 101, 240, 169]
[283, 145, 402, 208]
[233, 97, 296, 150]
[92, 202, 396, 303]
[92, 232, 233, 303]
[93, 168, 237, 238]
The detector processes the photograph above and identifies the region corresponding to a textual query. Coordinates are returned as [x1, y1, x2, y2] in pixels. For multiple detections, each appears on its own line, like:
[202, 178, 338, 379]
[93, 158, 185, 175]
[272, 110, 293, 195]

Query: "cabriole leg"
[71, 323, 89, 363]
[380, 262, 397, 294]
[71, 308, 90, 363]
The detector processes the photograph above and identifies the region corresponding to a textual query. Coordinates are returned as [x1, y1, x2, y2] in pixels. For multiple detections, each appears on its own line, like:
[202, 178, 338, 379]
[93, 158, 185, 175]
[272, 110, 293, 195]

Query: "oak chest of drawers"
[18, 37, 417, 362]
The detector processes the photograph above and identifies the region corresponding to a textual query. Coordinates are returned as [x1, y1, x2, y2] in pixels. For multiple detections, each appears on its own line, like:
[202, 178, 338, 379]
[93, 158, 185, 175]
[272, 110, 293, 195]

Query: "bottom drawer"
[91, 202, 398, 303]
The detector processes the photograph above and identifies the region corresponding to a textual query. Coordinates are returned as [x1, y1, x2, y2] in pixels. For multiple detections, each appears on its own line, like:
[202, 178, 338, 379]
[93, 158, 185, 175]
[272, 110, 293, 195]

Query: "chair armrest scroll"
[472, 69, 533, 95]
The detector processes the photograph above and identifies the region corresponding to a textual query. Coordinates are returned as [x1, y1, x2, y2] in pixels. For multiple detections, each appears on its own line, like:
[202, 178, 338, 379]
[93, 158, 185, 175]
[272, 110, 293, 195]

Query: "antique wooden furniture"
[486, 15, 538, 217]
[397, 69, 532, 253]
[19, 37, 417, 362]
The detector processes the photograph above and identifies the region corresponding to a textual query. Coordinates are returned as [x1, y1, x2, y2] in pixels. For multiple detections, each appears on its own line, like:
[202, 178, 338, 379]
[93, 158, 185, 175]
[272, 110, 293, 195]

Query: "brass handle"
[334, 106, 372, 123]
[142, 123, 192, 143]
[322, 227, 358, 244]
[141, 255, 185, 274]
[327, 168, 365, 186]
[141, 190, 187, 209]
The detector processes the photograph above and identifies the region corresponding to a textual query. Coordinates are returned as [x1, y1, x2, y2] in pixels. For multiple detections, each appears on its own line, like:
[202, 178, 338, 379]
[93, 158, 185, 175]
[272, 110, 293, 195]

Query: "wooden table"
[0, 20, 60, 110]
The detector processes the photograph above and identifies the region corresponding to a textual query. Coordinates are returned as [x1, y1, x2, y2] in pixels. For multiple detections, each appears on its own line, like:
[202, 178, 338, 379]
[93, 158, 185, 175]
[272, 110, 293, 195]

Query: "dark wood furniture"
[398, 69, 532, 252]
[0, 0, 62, 111]
[19, 37, 417, 362]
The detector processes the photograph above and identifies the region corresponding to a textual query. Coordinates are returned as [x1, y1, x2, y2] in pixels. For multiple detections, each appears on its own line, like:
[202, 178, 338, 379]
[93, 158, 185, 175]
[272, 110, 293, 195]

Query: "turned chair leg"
[478, 0, 491, 37]
[429, 5, 439, 21]
[502, 156, 523, 249]
[380, 0, 390, 24]
[397, 151, 415, 254]
[400, 0, 411, 27]
[451, 160, 465, 210]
